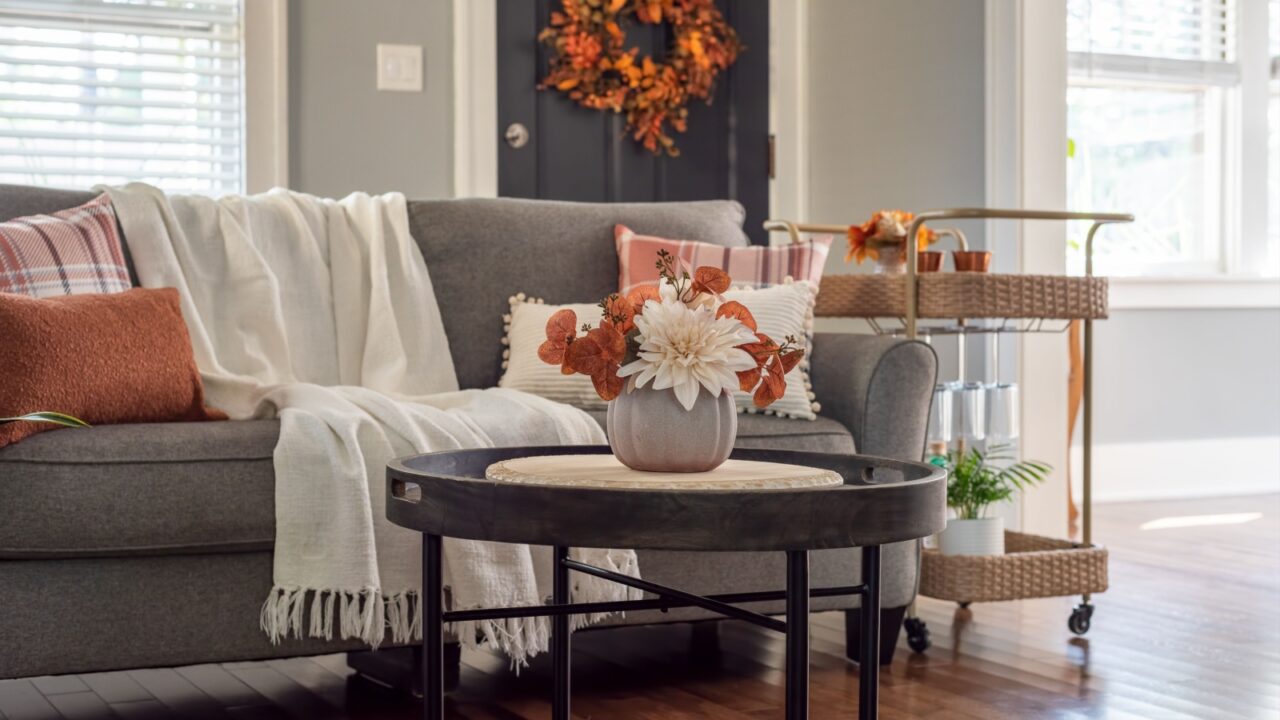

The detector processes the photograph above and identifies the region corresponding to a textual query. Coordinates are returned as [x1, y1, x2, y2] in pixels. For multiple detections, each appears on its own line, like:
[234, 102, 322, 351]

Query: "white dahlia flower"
[617, 291, 758, 411]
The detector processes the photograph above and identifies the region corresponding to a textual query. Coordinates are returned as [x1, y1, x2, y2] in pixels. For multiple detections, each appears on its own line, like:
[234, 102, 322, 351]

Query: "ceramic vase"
[938, 516, 1005, 556]
[607, 385, 737, 472]
[873, 242, 907, 274]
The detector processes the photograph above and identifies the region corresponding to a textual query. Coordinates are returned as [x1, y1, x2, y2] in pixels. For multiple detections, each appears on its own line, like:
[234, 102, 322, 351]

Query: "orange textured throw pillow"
[0, 287, 226, 448]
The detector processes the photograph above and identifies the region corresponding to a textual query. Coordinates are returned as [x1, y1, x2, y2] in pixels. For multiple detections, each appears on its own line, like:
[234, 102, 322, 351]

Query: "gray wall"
[288, 0, 453, 199]
[807, 0, 988, 382]
[1089, 308, 1280, 443]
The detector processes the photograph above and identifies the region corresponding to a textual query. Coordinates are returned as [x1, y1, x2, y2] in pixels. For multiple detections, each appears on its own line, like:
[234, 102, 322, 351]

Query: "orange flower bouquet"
[537, 250, 805, 472]
[845, 210, 938, 269]
[539, 250, 803, 409]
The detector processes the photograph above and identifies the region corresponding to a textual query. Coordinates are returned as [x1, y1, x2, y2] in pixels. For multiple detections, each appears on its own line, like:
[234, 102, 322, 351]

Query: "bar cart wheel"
[904, 617, 931, 653]
[1068, 602, 1094, 635]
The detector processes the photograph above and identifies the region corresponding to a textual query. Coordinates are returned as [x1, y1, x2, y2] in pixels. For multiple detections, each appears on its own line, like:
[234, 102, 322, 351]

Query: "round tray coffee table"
[387, 446, 946, 720]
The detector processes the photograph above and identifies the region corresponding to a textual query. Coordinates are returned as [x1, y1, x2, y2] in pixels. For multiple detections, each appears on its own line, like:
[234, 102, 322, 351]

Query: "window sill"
[1107, 276, 1280, 310]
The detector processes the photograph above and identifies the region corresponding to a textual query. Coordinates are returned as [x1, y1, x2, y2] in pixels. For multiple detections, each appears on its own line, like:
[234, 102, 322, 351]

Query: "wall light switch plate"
[376, 43, 423, 92]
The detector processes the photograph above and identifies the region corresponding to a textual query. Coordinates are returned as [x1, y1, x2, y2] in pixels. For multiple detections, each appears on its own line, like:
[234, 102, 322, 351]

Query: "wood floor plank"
[25, 679, 88, 699]
[0, 680, 60, 720]
[41, 691, 113, 720]
[5, 494, 1277, 718]
[223, 664, 341, 720]
[126, 669, 226, 720]
[77, 673, 150, 706]
[106, 700, 175, 720]
[172, 666, 265, 711]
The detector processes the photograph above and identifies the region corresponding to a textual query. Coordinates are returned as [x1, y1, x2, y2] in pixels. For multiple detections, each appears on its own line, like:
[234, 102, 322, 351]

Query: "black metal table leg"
[859, 545, 881, 720]
[785, 550, 809, 719]
[552, 546, 571, 720]
[423, 534, 444, 720]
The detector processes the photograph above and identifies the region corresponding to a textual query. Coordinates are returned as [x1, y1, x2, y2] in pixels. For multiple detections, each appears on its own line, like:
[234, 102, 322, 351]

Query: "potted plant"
[845, 209, 939, 274]
[537, 250, 805, 472]
[935, 445, 1051, 556]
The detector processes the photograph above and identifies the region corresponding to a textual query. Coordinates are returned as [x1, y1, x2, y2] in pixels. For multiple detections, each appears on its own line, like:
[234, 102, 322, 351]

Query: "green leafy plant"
[0, 412, 90, 429]
[937, 444, 1051, 520]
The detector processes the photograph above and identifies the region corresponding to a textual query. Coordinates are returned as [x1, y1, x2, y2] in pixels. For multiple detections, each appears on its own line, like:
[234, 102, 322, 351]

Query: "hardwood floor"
[3, 494, 1277, 719]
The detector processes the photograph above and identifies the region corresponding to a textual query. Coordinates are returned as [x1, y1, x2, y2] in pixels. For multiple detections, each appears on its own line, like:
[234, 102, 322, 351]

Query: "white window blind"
[1068, 0, 1239, 85]
[0, 0, 243, 195]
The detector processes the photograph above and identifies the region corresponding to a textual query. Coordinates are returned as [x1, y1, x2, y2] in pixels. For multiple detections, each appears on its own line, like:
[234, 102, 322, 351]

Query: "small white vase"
[938, 517, 1005, 556]
[606, 384, 737, 473]
[873, 243, 907, 274]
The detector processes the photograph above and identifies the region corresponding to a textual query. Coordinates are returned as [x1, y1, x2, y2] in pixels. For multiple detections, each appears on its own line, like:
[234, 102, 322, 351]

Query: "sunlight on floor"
[1139, 512, 1263, 530]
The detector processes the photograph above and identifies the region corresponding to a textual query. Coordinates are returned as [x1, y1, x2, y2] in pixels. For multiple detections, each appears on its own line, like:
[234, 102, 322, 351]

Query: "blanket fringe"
[261, 550, 641, 667]
[261, 586, 411, 649]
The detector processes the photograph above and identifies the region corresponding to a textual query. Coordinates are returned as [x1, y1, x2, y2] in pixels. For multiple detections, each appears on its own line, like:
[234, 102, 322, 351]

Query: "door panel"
[497, 0, 769, 244]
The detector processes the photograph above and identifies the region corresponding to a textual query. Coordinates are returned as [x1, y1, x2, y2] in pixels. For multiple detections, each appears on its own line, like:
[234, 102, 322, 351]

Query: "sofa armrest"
[809, 333, 938, 461]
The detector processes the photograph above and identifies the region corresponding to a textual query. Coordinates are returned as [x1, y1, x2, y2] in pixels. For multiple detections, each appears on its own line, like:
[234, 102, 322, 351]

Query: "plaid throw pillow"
[615, 224, 831, 295]
[0, 194, 132, 298]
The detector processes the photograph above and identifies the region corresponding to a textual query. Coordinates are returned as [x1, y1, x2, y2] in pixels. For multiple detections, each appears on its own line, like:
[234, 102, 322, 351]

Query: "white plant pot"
[938, 517, 1005, 556]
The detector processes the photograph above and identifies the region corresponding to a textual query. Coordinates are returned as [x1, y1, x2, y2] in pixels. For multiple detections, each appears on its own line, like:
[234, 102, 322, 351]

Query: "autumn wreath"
[538, 0, 742, 156]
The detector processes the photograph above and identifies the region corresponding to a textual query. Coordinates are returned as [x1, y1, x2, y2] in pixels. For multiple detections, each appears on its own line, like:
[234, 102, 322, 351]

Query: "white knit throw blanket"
[105, 183, 640, 666]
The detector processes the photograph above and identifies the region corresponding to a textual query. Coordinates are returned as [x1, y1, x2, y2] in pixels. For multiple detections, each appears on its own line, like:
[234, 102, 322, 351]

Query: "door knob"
[504, 123, 530, 149]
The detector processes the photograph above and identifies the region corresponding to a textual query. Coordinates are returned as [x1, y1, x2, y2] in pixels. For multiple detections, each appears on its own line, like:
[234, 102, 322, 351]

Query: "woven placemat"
[485, 454, 843, 491]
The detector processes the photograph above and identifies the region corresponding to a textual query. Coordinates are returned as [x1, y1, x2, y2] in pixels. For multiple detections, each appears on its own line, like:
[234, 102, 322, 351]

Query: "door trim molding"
[453, 0, 498, 198]
[768, 0, 808, 242]
[244, 0, 288, 193]
[985, 0, 1071, 538]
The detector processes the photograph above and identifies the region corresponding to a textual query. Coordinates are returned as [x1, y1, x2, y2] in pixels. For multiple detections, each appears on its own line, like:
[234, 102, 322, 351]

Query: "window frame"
[0, 0, 286, 195]
[1065, 0, 1280, 297]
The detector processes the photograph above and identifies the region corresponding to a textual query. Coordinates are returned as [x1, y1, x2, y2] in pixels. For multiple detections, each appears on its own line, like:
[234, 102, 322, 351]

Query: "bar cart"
[765, 209, 1132, 650]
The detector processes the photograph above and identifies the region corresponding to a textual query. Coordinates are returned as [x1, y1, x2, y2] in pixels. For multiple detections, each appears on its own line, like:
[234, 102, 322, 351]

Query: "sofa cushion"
[0, 184, 139, 286]
[0, 288, 228, 449]
[0, 192, 131, 297]
[407, 198, 749, 391]
[0, 409, 852, 558]
[0, 420, 277, 559]
[585, 410, 855, 454]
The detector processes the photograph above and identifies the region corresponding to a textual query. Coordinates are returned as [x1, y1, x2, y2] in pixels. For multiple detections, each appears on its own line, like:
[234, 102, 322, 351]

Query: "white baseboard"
[1069, 436, 1280, 503]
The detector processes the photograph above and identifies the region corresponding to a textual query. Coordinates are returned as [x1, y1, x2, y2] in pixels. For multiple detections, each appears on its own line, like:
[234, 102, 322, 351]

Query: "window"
[0, 0, 244, 196]
[1066, 0, 1278, 277]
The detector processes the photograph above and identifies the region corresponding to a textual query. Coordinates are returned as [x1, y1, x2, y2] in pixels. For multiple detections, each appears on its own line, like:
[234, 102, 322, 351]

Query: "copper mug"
[952, 250, 992, 272]
[917, 251, 943, 273]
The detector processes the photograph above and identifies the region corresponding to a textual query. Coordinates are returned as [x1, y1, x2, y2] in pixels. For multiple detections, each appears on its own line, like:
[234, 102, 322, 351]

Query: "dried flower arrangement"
[846, 210, 939, 264]
[538, 251, 804, 410]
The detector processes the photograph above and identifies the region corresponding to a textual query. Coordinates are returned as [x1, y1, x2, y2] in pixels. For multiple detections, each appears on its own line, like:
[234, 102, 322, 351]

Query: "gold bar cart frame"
[765, 208, 1134, 617]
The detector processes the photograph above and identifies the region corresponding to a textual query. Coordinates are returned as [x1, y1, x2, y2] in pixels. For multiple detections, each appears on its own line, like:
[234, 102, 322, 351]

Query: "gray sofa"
[0, 184, 936, 680]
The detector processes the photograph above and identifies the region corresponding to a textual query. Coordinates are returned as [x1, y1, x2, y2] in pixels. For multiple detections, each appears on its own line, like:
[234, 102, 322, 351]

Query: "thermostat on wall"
[377, 43, 423, 92]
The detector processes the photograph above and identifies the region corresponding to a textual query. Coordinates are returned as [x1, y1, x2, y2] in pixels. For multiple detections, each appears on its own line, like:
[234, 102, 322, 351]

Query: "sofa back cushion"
[407, 197, 750, 390]
[1, 187, 752, 392]
[0, 184, 138, 287]
[0, 193, 132, 297]
[0, 183, 96, 222]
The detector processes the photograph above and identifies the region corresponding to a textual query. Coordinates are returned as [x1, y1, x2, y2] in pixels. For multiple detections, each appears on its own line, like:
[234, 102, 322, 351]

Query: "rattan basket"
[814, 273, 1109, 320]
[919, 531, 1108, 603]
